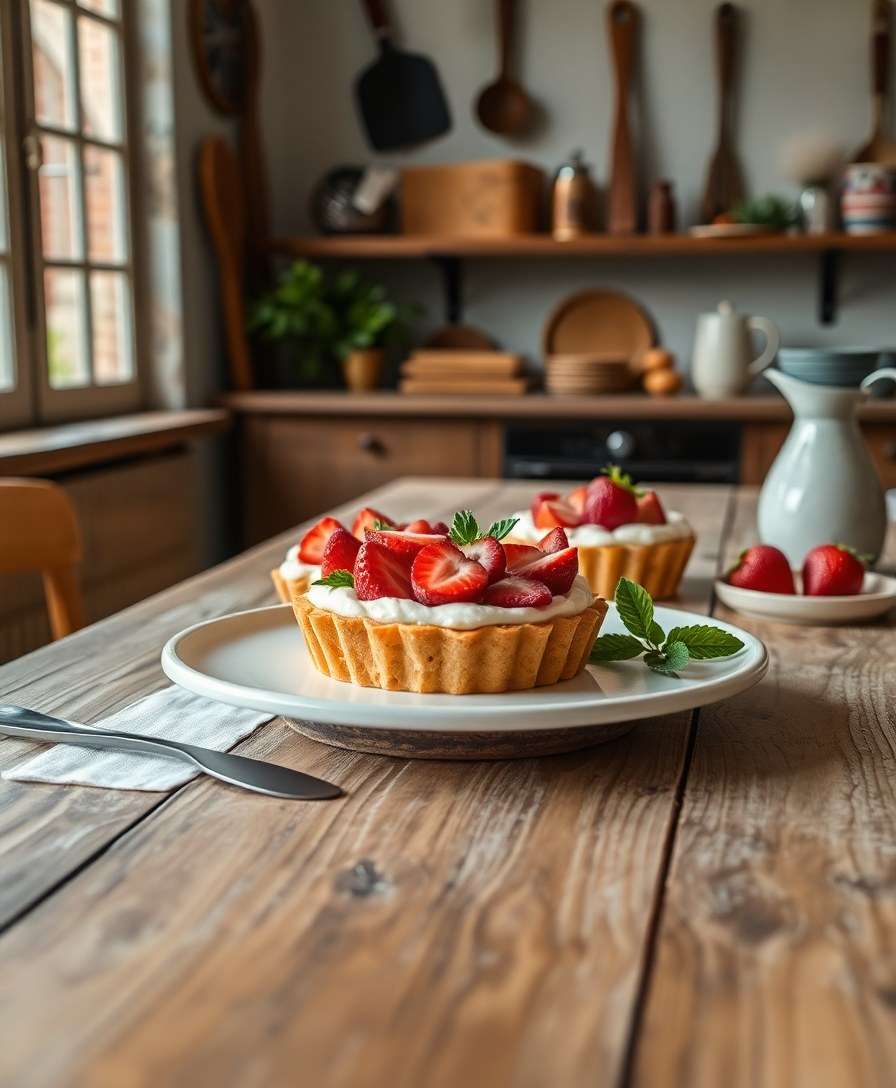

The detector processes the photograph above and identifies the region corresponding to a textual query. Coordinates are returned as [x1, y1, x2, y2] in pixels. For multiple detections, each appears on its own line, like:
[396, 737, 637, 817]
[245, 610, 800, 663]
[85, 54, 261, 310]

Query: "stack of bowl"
[544, 352, 636, 395]
[776, 347, 882, 387]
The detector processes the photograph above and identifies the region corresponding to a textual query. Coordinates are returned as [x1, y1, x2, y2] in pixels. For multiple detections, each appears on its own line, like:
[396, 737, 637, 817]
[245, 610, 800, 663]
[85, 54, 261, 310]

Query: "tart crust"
[576, 536, 695, 600]
[291, 595, 607, 695]
[271, 567, 311, 605]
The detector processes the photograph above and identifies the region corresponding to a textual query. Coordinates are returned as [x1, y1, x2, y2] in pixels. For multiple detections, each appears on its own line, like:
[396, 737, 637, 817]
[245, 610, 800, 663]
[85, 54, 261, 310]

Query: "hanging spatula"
[354, 0, 451, 151]
[853, 0, 896, 164]
[700, 3, 745, 223]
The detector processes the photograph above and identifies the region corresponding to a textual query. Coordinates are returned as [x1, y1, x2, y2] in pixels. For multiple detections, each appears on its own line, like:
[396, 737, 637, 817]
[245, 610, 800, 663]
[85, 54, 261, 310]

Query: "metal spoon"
[475, 0, 534, 136]
[0, 705, 342, 800]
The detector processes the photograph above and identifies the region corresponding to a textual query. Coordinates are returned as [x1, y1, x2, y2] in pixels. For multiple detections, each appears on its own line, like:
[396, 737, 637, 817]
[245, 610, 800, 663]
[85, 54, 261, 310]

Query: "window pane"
[78, 15, 122, 143]
[78, 0, 119, 15]
[45, 267, 89, 388]
[31, 0, 77, 131]
[84, 144, 126, 262]
[90, 270, 132, 384]
[0, 264, 14, 391]
[39, 135, 83, 260]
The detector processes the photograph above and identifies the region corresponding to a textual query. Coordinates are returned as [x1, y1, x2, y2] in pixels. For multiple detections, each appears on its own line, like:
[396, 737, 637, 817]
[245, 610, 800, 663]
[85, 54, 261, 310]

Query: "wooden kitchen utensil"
[542, 289, 655, 366]
[355, 0, 451, 151]
[853, 0, 896, 164]
[475, 0, 534, 136]
[607, 0, 640, 235]
[700, 3, 745, 222]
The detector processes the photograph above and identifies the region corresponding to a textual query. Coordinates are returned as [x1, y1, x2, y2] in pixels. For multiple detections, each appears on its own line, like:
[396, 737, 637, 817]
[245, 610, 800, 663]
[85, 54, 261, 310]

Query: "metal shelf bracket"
[431, 256, 463, 323]
[819, 248, 840, 325]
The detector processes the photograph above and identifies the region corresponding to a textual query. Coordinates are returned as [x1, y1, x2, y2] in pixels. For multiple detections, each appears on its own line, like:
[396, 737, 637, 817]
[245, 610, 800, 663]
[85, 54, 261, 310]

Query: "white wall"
[255, 0, 896, 369]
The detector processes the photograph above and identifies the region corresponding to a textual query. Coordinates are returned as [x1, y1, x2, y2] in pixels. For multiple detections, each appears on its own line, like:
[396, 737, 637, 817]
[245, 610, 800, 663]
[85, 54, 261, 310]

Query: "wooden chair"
[0, 479, 86, 640]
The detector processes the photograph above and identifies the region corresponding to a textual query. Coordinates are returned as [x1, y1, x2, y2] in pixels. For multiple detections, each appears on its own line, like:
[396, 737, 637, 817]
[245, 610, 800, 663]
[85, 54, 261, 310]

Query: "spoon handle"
[497, 0, 516, 78]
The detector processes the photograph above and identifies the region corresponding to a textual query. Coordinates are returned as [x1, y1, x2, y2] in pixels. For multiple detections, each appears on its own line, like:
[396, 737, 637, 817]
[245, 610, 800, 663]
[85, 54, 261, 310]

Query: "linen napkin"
[2, 685, 274, 792]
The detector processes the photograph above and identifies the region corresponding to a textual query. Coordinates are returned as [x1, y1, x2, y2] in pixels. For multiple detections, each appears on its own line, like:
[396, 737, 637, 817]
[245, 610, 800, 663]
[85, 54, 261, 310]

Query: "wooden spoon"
[700, 2, 745, 223]
[853, 0, 896, 164]
[475, 0, 534, 135]
[606, 0, 639, 235]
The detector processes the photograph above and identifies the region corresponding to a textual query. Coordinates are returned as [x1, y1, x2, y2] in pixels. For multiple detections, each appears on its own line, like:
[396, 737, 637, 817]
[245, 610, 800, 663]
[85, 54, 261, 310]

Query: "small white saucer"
[714, 571, 896, 625]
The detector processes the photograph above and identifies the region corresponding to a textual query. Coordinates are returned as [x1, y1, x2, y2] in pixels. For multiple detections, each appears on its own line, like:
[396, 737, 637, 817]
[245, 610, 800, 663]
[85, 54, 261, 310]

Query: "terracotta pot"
[342, 348, 385, 393]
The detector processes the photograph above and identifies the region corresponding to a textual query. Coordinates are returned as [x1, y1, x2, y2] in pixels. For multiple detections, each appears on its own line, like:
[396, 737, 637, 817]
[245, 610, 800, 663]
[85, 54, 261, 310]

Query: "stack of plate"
[776, 348, 882, 387]
[544, 353, 635, 395]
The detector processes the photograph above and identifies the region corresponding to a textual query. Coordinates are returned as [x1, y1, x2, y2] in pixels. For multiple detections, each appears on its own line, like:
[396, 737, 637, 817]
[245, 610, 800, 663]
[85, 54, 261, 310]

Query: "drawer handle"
[357, 432, 384, 455]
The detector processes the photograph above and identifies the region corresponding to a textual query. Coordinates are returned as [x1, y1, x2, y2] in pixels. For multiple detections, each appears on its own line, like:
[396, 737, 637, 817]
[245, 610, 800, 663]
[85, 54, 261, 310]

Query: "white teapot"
[691, 301, 780, 398]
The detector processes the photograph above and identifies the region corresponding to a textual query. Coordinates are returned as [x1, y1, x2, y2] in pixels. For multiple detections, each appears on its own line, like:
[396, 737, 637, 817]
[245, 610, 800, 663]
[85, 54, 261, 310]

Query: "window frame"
[4, 0, 144, 427]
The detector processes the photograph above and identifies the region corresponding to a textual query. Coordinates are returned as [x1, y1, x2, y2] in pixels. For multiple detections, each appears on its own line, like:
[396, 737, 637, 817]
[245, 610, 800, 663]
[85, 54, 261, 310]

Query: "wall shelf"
[265, 231, 896, 327]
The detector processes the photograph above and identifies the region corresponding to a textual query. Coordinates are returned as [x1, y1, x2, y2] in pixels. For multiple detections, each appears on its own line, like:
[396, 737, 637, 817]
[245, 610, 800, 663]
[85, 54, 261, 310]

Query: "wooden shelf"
[267, 232, 896, 259]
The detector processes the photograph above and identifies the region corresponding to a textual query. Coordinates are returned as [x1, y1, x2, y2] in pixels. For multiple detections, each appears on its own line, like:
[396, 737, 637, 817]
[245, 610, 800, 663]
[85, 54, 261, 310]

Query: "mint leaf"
[590, 633, 646, 662]
[663, 640, 690, 672]
[449, 509, 481, 547]
[647, 619, 665, 648]
[643, 645, 687, 678]
[614, 577, 655, 641]
[372, 519, 393, 531]
[486, 516, 519, 542]
[664, 625, 744, 659]
[312, 570, 355, 589]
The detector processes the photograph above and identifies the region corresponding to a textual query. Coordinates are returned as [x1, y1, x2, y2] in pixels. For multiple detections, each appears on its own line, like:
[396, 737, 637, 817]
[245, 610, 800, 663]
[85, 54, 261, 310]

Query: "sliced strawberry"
[365, 528, 448, 560]
[532, 495, 581, 529]
[530, 490, 559, 520]
[354, 540, 414, 600]
[514, 546, 579, 595]
[503, 542, 543, 570]
[411, 541, 488, 605]
[460, 536, 506, 584]
[636, 490, 667, 525]
[483, 575, 552, 608]
[320, 528, 361, 578]
[351, 507, 395, 539]
[405, 518, 432, 533]
[538, 527, 569, 553]
[567, 484, 589, 515]
[298, 517, 344, 563]
[430, 520, 450, 535]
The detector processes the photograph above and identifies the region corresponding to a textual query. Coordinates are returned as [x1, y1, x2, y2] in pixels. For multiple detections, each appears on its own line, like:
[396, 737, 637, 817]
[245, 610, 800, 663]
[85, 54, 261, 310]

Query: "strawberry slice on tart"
[365, 527, 449, 561]
[532, 494, 581, 530]
[298, 516, 345, 563]
[503, 542, 543, 570]
[584, 465, 640, 530]
[483, 575, 552, 607]
[320, 527, 361, 578]
[351, 507, 396, 539]
[411, 541, 489, 605]
[354, 540, 414, 600]
[538, 527, 570, 553]
[636, 490, 667, 525]
[460, 535, 506, 584]
[512, 546, 579, 596]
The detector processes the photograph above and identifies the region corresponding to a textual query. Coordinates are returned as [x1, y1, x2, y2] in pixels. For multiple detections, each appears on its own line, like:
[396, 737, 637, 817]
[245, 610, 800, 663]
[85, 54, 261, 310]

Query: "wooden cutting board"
[399, 378, 529, 396]
[541, 289, 655, 363]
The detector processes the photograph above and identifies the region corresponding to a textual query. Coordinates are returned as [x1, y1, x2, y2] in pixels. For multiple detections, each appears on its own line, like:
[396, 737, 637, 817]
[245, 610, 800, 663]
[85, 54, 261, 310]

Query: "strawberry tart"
[271, 507, 429, 603]
[508, 467, 695, 600]
[291, 510, 606, 695]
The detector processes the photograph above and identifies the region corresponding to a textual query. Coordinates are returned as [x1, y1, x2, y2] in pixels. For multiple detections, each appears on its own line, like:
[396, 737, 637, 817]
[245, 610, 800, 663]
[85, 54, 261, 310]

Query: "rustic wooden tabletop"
[0, 478, 894, 1088]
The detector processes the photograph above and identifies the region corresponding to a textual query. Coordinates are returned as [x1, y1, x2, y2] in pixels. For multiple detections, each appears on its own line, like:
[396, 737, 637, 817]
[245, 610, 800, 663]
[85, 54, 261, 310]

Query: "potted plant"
[247, 261, 339, 387]
[330, 270, 417, 393]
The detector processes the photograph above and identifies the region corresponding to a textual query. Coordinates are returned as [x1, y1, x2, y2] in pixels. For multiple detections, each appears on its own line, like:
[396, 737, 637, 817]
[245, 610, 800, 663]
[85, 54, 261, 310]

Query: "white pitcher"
[757, 367, 896, 564]
[691, 301, 780, 398]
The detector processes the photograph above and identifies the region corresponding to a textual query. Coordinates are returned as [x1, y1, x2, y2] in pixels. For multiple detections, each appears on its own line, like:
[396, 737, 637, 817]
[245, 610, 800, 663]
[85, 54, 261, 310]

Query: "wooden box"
[399, 160, 545, 237]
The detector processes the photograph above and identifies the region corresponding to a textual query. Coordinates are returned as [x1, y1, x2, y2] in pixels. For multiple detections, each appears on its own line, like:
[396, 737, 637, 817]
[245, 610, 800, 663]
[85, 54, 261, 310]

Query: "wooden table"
[1, 478, 894, 1087]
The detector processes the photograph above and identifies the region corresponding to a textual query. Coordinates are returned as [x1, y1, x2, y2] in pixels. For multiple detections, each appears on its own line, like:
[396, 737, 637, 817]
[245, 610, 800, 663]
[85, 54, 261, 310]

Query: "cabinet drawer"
[241, 416, 483, 541]
[864, 424, 896, 489]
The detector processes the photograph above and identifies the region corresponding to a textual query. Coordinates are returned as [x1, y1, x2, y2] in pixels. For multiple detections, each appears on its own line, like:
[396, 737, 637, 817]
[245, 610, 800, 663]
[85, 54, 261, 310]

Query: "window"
[0, 0, 140, 427]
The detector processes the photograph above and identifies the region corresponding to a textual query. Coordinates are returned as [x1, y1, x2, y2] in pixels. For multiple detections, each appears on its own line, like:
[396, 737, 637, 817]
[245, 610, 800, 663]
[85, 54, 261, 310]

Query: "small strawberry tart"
[271, 506, 422, 604]
[292, 511, 607, 695]
[508, 467, 695, 601]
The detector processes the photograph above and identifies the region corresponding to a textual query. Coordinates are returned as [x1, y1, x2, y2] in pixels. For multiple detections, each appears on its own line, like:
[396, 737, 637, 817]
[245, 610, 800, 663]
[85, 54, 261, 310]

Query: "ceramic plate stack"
[544, 352, 634, 394]
[541, 288, 654, 396]
[776, 348, 882, 387]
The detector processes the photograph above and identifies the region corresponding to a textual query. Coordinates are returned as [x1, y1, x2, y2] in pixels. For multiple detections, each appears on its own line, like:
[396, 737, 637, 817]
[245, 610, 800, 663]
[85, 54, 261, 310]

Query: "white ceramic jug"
[757, 367, 896, 564]
[692, 301, 780, 398]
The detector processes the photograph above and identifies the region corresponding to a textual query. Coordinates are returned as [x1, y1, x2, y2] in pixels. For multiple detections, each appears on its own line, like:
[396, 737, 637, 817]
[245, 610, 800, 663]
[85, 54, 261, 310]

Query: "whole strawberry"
[726, 545, 795, 594]
[802, 544, 866, 596]
[584, 465, 639, 529]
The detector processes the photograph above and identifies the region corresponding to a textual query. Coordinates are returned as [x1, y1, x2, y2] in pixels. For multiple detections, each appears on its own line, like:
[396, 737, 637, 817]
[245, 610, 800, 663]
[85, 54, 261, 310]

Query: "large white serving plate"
[715, 571, 896, 625]
[161, 603, 767, 734]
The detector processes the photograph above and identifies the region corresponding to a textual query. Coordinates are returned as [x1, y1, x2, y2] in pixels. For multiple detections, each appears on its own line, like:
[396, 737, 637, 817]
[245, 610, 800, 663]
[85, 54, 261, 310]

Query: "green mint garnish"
[601, 463, 644, 498]
[485, 516, 519, 542]
[449, 509, 481, 547]
[312, 570, 355, 589]
[590, 577, 744, 678]
[372, 519, 393, 531]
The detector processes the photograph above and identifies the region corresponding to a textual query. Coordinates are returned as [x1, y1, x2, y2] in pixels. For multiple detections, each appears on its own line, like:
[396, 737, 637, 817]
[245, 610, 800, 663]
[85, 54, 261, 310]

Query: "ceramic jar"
[841, 163, 896, 234]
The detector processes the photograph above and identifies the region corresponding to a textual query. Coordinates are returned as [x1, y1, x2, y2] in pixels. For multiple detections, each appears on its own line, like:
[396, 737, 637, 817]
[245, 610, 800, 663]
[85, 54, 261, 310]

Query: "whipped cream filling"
[279, 545, 320, 583]
[306, 574, 594, 630]
[510, 509, 693, 546]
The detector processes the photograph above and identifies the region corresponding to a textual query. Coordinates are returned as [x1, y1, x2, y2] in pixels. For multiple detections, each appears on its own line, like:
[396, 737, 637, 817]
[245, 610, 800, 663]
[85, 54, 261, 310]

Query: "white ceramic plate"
[688, 223, 772, 238]
[161, 604, 767, 733]
[714, 571, 896, 625]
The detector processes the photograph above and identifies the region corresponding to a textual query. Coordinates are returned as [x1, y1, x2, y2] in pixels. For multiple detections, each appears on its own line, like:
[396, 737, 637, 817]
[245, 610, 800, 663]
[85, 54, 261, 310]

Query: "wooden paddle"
[853, 0, 896, 164]
[700, 3, 745, 223]
[607, 0, 640, 235]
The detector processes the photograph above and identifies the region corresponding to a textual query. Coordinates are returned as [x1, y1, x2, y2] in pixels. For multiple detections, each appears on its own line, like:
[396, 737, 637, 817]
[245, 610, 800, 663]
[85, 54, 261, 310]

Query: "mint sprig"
[485, 516, 519, 542]
[312, 570, 355, 589]
[590, 577, 744, 678]
[371, 519, 393, 531]
[449, 509, 480, 547]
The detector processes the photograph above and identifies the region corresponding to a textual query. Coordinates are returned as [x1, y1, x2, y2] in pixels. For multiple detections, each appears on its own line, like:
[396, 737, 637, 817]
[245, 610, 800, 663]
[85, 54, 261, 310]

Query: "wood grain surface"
[0, 479, 731, 1087]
